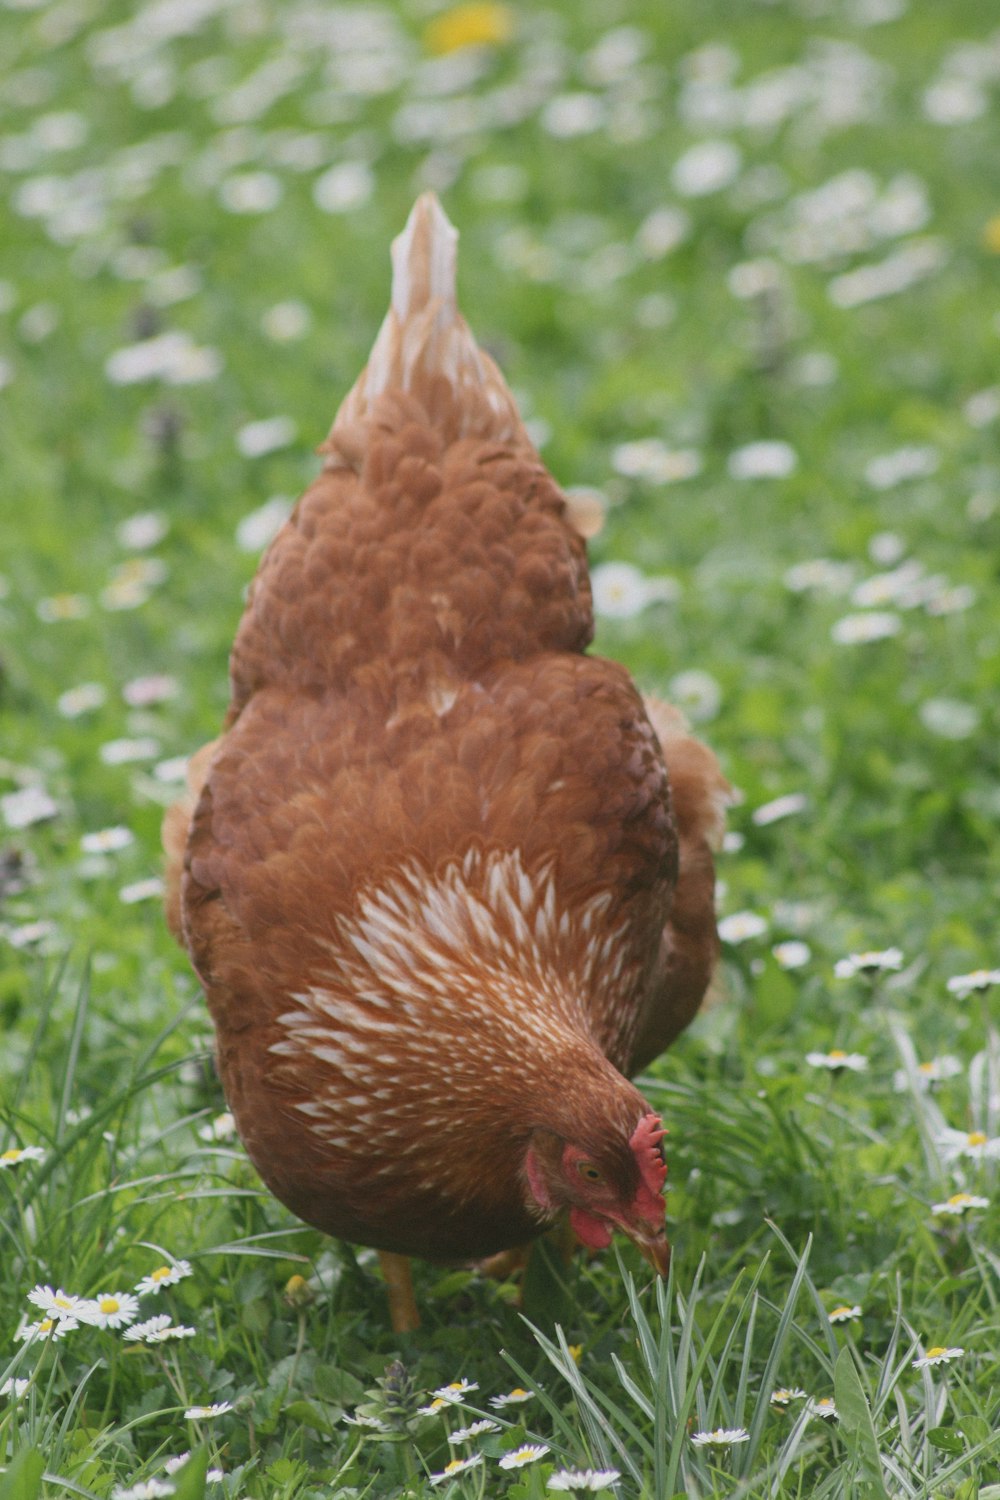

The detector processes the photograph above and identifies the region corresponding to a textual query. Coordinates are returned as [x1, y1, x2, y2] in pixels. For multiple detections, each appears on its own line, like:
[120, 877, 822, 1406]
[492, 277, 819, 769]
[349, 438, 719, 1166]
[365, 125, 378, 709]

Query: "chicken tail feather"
[322, 192, 528, 468]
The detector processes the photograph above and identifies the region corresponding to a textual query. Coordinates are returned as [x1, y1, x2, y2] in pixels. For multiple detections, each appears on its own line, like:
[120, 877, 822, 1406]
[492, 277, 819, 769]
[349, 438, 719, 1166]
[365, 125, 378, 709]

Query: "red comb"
[629, 1112, 668, 1202]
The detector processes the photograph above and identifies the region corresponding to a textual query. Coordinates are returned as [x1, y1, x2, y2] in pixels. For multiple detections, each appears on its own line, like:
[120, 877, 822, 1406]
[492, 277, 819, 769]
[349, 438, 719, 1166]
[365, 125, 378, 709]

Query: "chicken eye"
[577, 1161, 603, 1183]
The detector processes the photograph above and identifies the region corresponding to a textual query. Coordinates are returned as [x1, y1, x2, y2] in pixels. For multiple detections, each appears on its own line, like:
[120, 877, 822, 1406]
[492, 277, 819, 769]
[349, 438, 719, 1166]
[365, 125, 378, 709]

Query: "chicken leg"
[378, 1250, 420, 1333]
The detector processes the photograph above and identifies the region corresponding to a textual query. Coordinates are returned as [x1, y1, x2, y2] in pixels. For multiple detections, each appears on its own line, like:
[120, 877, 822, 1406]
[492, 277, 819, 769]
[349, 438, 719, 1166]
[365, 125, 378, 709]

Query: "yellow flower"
[423, 3, 514, 56]
[983, 216, 1000, 254]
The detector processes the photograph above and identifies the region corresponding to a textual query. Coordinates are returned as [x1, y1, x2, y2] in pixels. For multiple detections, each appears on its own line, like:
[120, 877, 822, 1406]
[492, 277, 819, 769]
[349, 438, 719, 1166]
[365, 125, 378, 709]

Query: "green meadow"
[1, 0, 998, 1494]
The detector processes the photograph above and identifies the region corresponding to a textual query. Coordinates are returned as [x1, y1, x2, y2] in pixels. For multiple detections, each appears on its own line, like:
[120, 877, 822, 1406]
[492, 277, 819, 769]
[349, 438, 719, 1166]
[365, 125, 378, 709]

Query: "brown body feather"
[164, 196, 730, 1266]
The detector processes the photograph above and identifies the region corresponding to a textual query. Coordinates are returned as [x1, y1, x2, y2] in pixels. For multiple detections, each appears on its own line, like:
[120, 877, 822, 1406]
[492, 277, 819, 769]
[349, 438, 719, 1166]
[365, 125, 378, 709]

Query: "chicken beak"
[623, 1220, 671, 1277]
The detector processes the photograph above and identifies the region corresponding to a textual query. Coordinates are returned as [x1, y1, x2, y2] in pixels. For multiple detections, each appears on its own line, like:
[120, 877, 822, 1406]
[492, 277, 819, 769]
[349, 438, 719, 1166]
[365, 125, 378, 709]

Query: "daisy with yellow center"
[16, 1314, 78, 1341]
[936, 1126, 1000, 1162]
[931, 1192, 989, 1216]
[490, 1386, 532, 1408]
[499, 1443, 550, 1469]
[809, 1397, 839, 1420]
[36, 593, 89, 623]
[78, 1292, 140, 1330]
[449, 1419, 499, 1442]
[828, 1304, 862, 1324]
[834, 948, 903, 978]
[691, 1428, 750, 1447]
[946, 967, 1000, 998]
[0, 1146, 46, 1168]
[430, 1455, 483, 1485]
[28, 1286, 87, 1321]
[770, 1387, 808, 1406]
[432, 1377, 478, 1402]
[912, 1346, 964, 1368]
[183, 1402, 233, 1419]
[135, 1260, 193, 1296]
[806, 1049, 868, 1072]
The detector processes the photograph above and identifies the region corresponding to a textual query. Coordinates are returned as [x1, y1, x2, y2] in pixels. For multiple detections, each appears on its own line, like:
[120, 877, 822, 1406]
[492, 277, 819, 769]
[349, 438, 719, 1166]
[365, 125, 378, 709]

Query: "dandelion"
[931, 1192, 989, 1216]
[773, 941, 811, 970]
[770, 1388, 809, 1406]
[828, 1304, 862, 1323]
[690, 1428, 750, 1446]
[490, 1387, 533, 1408]
[450, 1419, 500, 1441]
[78, 1292, 140, 1330]
[432, 1378, 479, 1402]
[423, 3, 514, 56]
[548, 1471, 621, 1492]
[81, 826, 135, 855]
[806, 1050, 868, 1073]
[935, 1127, 1000, 1163]
[912, 1346, 964, 1368]
[947, 968, 1000, 999]
[834, 948, 903, 978]
[184, 1402, 233, 1419]
[831, 611, 902, 644]
[500, 1444, 550, 1469]
[809, 1397, 839, 1420]
[27, 1286, 88, 1321]
[718, 911, 768, 944]
[135, 1260, 193, 1296]
[893, 1056, 963, 1091]
[16, 1315, 78, 1341]
[430, 1455, 484, 1485]
[1, 1144, 47, 1168]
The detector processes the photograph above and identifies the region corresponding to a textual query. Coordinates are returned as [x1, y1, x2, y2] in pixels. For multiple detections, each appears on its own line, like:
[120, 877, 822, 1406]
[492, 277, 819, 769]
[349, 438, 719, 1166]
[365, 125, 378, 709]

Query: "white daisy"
[718, 911, 768, 944]
[806, 1050, 868, 1073]
[135, 1260, 193, 1296]
[548, 1470, 621, 1492]
[893, 1057, 963, 1092]
[830, 611, 902, 644]
[1, 788, 58, 830]
[57, 683, 107, 717]
[727, 440, 797, 480]
[490, 1387, 533, 1408]
[935, 1128, 1000, 1163]
[834, 948, 903, 978]
[184, 1402, 233, 1419]
[912, 1346, 964, 1368]
[111, 1482, 176, 1500]
[0, 1145, 47, 1169]
[27, 1286, 88, 1321]
[1, 1379, 30, 1399]
[430, 1455, 483, 1485]
[808, 1397, 839, 1420]
[16, 1315, 78, 1341]
[752, 793, 807, 826]
[81, 826, 134, 855]
[500, 1444, 550, 1469]
[931, 1192, 989, 1216]
[772, 940, 811, 970]
[124, 1315, 195, 1344]
[828, 1305, 862, 1323]
[432, 1378, 478, 1402]
[449, 1419, 500, 1442]
[198, 1111, 237, 1143]
[770, 1388, 808, 1406]
[78, 1292, 140, 1330]
[690, 1427, 750, 1446]
[946, 968, 1000, 999]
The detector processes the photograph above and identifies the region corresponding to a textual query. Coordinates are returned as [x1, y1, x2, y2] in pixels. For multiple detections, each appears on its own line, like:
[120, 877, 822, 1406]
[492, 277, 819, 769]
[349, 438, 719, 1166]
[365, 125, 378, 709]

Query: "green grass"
[2, 0, 999, 1495]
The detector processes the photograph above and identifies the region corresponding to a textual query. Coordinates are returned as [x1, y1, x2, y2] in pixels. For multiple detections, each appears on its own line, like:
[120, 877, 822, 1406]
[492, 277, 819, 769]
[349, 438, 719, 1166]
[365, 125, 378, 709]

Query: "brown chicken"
[164, 194, 730, 1331]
